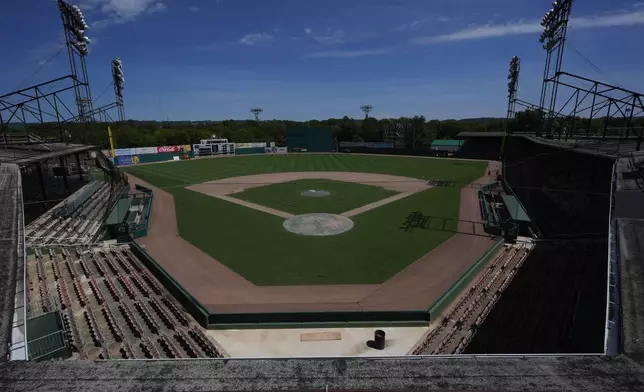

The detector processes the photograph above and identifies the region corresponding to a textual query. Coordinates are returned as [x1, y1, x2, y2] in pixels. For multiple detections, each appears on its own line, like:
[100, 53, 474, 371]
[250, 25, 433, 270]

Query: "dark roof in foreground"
[0, 143, 95, 165]
[1, 147, 644, 391]
[0, 355, 644, 392]
[0, 164, 22, 361]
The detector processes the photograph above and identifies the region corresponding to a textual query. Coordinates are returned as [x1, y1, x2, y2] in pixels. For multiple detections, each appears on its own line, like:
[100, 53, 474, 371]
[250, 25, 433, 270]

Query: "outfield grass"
[122, 154, 487, 285]
[230, 179, 399, 215]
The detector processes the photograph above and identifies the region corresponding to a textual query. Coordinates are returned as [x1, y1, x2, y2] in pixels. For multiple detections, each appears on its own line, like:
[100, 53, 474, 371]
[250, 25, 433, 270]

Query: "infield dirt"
[186, 172, 431, 219]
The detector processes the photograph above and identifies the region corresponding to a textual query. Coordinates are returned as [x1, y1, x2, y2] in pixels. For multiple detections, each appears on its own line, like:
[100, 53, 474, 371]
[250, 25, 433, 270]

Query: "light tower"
[57, 0, 94, 123]
[112, 58, 125, 122]
[250, 107, 263, 122]
[360, 104, 373, 119]
[538, 0, 573, 136]
[506, 56, 521, 129]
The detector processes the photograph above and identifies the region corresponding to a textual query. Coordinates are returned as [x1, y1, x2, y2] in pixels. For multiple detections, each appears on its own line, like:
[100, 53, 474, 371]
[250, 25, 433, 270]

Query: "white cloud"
[37, 60, 48, 66]
[81, 0, 167, 29]
[238, 32, 274, 46]
[413, 9, 644, 44]
[304, 28, 345, 44]
[306, 49, 390, 58]
[188, 5, 199, 12]
[147, 2, 167, 14]
[394, 19, 427, 31]
[438, 16, 449, 23]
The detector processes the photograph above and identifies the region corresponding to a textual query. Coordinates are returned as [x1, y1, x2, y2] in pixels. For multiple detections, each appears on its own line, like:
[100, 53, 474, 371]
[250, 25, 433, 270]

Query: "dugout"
[286, 127, 334, 153]
[501, 194, 532, 236]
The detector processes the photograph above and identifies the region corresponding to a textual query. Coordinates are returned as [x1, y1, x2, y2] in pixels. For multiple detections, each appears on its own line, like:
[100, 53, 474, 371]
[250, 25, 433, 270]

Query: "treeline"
[66, 115, 506, 149]
[18, 109, 644, 150]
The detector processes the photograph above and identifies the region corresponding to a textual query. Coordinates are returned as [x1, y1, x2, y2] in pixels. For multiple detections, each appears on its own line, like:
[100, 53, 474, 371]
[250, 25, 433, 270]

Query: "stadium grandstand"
[1, 0, 644, 390]
[1, 135, 643, 391]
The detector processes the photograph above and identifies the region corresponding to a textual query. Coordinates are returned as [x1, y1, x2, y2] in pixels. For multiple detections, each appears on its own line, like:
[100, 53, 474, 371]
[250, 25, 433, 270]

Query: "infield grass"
[230, 179, 399, 215]
[122, 154, 487, 285]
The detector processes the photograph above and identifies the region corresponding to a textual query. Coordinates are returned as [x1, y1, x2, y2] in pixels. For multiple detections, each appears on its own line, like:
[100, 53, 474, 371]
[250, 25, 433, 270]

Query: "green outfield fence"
[130, 239, 502, 328]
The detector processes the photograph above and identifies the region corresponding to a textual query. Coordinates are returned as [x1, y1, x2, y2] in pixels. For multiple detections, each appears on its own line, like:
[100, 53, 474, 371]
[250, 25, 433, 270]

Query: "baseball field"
[122, 154, 488, 289]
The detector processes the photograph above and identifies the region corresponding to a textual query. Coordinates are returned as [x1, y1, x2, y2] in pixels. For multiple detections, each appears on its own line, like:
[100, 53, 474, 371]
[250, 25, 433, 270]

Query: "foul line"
[214, 195, 294, 219]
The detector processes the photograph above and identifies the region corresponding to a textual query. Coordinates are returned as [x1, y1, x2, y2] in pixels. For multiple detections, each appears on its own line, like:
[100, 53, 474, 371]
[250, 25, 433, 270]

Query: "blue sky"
[1, 0, 644, 121]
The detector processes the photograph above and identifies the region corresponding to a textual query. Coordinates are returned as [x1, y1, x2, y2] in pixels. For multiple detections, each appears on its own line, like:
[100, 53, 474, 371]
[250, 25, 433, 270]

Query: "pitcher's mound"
[283, 213, 354, 236]
[301, 189, 330, 198]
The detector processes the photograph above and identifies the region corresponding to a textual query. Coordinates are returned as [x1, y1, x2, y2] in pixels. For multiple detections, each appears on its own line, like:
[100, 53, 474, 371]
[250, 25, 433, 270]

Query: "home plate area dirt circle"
[283, 213, 355, 236]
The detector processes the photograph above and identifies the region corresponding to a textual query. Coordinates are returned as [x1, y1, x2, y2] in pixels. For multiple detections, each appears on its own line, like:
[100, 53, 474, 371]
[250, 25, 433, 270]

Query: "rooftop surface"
[0, 144, 95, 165]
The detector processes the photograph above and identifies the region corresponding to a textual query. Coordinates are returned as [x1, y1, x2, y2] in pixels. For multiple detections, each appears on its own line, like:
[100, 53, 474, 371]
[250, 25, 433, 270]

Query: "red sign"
[157, 145, 180, 153]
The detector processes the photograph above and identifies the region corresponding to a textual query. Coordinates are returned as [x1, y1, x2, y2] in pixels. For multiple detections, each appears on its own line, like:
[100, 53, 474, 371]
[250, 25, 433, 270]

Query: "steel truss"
[545, 72, 644, 149]
[0, 76, 82, 146]
[0, 78, 121, 147]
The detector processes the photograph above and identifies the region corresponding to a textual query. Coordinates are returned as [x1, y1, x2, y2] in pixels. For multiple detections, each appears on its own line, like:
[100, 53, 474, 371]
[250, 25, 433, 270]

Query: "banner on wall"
[338, 142, 394, 148]
[133, 147, 158, 155]
[365, 142, 394, 149]
[157, 145, 187, 153]
[114, 148, 135, 156]
[236, 142, 267, 149]
[115, 155, 140, 165]
[339, 142, 365, 148]
[264, 147, 287, 154]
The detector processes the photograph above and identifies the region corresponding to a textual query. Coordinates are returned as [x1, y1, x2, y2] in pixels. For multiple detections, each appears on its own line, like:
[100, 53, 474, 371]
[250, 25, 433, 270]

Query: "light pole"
[250, 107, 263, 122]
[360, 104, 373, 119]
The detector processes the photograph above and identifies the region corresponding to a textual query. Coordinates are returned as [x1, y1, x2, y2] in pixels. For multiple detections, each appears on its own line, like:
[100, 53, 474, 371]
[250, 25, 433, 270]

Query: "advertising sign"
[264, 147, 288, 154]
[133, 147, 158, 155]
[116, 156, 132, 165]
[364, 142, 394, 149]
[115, 155, 140, 166]
[157, 145, 185, 153]
[236, 142, 267, 149]
[339, 142, 366, 148]
[114, 148, 135, 157]
[338, 142, 393, 149]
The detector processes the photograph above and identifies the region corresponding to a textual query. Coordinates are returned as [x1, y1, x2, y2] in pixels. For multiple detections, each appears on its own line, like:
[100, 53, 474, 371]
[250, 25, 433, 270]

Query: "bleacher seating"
[26, 245, 224, 360]
[25, 180, 130, 245]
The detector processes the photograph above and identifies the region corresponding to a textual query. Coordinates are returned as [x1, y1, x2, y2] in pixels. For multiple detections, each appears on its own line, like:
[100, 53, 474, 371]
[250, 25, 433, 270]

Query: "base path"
[186, 171, 431, 219]
[128, 162, 500, 313]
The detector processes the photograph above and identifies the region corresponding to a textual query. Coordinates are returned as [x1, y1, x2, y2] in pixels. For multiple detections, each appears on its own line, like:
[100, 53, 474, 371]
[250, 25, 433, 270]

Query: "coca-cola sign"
[157, 145, 180, 153]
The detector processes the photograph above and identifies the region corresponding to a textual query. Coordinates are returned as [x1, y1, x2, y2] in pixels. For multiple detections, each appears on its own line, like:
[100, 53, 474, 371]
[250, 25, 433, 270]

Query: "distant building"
[430, 139, 465, 156]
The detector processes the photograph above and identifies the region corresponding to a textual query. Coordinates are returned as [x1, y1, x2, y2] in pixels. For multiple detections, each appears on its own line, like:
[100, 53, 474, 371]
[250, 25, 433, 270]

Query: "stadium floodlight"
[112, 57, 125, 121]
[58, 0, 91, 56]
[539, 0, 572, 50]
[250, 107, 263, 121]
[360, 104, 373, 119]
[507, 56, 520, 98]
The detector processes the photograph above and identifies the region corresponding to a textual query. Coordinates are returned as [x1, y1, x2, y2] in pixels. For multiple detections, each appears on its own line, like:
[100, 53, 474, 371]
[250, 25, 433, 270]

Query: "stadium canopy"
[501, 194, 531, 222]
[430, 139, 465, 152]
